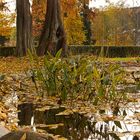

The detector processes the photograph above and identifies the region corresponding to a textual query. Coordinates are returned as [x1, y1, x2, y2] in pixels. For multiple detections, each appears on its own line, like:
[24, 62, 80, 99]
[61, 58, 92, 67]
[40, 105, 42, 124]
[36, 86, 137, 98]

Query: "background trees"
[0, 0, 15, 46]
[92, 3, 135, 46]
[0, 12, 15, 44]
[62, 0, 86, 45]
[1, 0, 140, 56]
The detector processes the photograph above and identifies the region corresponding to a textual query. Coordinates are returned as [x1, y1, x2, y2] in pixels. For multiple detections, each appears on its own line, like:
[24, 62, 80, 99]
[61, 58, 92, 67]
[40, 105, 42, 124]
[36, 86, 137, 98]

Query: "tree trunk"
[37, 0, 67, 56]
[82, 2, 92, 45]
[16, 0, 32, 57]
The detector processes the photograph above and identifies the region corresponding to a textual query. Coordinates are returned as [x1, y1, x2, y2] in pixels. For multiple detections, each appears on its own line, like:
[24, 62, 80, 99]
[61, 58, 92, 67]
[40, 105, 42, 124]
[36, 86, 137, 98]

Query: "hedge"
[0, 46, 140, 57]
[0, 47, 16, 57]
[69, 45, 140, 57]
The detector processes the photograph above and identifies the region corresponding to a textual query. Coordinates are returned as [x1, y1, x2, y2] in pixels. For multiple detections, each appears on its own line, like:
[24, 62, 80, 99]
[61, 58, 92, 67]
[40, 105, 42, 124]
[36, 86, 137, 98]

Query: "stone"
[0, 126, 10, 138]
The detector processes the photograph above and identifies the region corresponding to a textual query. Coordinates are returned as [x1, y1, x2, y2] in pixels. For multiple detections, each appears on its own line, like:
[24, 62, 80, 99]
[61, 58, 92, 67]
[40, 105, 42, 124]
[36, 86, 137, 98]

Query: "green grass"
[99, 57, 140, 62]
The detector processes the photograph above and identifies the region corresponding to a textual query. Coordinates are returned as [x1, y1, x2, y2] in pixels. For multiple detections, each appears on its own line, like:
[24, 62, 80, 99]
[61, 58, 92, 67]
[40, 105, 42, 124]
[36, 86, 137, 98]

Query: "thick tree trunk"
[37, 0, 67, 56]
[16, 0, 32, 57]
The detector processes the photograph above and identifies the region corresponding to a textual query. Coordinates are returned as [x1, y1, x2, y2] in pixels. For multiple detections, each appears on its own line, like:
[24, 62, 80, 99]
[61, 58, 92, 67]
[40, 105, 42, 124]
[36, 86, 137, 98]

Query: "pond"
[17, 92, 140, 140]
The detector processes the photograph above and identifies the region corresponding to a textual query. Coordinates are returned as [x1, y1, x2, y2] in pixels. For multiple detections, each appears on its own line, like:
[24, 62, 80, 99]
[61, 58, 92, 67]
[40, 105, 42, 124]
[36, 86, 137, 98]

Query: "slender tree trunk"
[83, 2, 92, 45]
[37, 0, 67, 56]
[16, 0, 32, 57]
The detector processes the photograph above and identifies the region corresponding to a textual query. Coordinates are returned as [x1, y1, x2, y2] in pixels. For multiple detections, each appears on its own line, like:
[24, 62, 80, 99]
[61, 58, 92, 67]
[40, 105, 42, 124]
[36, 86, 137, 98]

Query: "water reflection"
[18, 102, 140, 140]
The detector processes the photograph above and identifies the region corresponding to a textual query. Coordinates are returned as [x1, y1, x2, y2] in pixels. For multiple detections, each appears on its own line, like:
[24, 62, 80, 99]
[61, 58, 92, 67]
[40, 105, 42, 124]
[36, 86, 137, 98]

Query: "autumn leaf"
[20, 133, 26, 140]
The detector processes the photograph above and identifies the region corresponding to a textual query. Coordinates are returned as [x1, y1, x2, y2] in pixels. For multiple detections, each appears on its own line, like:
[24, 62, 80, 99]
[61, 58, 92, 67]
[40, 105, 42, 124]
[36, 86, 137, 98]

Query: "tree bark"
[37, 0, 67, 56]
[16, 0, 32, 57]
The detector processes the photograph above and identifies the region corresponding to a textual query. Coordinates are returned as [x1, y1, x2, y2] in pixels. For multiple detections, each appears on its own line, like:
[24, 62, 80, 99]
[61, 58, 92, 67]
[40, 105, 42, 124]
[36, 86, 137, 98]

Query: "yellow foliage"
[64, 16, 86, 45]
[62, 0, 86, 45]
[93, 4, 135, 46]
[32, 0, 86, 44]
[0, 12, 15, 38]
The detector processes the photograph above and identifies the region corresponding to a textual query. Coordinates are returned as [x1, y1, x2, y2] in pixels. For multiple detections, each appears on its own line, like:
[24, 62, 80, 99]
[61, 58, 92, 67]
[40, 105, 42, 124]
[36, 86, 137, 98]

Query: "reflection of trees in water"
[0, 131, 53, 140]
[18, 104, 125, 140]
[133, 136, 139, 140]
[18, 103, 140, 139]
[35, 108, 91, 140]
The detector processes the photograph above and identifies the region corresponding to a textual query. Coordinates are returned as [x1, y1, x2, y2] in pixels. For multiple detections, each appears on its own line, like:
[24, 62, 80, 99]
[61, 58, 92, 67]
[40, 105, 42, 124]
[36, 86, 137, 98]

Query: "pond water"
[17, 95, 140, 140]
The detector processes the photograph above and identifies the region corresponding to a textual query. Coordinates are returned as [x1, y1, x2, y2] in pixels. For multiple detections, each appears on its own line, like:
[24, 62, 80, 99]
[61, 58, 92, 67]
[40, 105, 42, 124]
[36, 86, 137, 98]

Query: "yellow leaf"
[20, 133, 26, 140]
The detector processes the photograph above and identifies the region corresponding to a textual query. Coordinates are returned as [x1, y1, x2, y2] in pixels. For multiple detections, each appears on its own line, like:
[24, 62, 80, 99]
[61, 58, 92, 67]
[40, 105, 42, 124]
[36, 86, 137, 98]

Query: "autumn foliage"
[92, 3, 138, 45]
[62, 0, 86, 44]
[32, 0, 46, 39]
[0, 0, 15, 47]
[1, 0, 139, 47]
[0, 6, 15, 38]
[32, 0, 87, 45]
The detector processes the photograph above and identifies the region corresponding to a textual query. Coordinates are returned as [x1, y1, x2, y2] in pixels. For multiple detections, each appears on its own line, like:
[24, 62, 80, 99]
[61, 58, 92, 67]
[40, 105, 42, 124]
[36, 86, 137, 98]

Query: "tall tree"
[82, 4, 92, 44]
[37, 0, 67, 56]
[16, 0, 32, 56]
[78, 0, 93, 44]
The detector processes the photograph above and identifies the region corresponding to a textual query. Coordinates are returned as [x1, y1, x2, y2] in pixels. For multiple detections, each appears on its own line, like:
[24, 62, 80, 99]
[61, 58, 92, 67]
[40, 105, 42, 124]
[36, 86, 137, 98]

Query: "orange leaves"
[0, 103, 7, 121]
[32, 0, 46, 38]
[0, 57, 31, 74]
